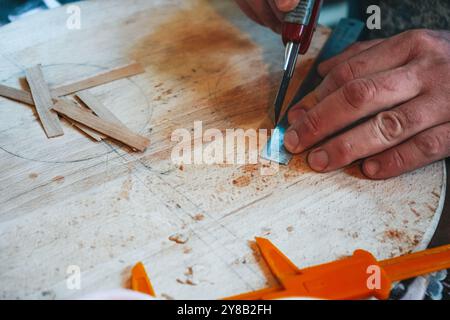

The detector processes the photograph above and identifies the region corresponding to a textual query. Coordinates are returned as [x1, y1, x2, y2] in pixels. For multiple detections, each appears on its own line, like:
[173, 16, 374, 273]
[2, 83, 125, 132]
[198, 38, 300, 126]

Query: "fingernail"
[284, 129, 299, 151]
[308, 149, 329, 171]
[364, 160, 380, 176]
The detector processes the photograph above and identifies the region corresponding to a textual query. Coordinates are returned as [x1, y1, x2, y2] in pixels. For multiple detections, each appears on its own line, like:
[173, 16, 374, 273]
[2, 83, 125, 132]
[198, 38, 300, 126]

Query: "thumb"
[274, 0, 299, 12]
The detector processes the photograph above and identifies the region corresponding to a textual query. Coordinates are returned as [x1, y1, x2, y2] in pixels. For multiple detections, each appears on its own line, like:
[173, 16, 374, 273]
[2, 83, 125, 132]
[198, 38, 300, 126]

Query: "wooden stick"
[0, 86, 110, 141]
[52, 100, 149, 151]
[52, 62, 145, 97]
[0, 84, 33, 105]
[58, 98, 105, 141]
[0, 63, 145, 105]
[25, 65, 64, 138]
[76, 91, 124, 126]
[70, 121, 104, 142]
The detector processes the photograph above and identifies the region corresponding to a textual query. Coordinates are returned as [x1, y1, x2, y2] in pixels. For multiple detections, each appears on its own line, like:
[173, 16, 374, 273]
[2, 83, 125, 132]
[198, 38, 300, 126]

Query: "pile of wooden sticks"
[0, 62, 150, 151]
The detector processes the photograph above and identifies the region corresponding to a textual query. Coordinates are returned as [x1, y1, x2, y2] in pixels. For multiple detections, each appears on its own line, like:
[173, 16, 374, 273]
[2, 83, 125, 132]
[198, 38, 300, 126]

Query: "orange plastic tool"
[131, 262, 156, 297]
[225, 237, 450, 300]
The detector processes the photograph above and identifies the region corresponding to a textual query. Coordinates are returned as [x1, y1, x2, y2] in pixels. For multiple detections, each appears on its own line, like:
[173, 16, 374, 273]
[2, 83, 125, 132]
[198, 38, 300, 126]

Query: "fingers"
[287, 91, 318, 124]
[318, 39, 384, 77]
[236, 0, 263, 25]
[285, 66, 423, 154]
[252, 0, 283, 33]
[236, 1, 299, 33]
[315, 32, 416, 100]
[362, 122, 450, 179]
[274, 0, 299, 11]
[305, 95, 450, 172]
[288, 38, 403, 126]
[267, 0, 285, 22]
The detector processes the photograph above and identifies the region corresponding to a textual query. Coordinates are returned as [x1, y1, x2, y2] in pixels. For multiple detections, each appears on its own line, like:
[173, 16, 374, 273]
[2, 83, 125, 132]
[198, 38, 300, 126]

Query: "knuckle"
[381, 66, 419, 93]
[330, 61, 355, 87]
[348, 41, 364, 54]
[415, 133, 444, 158]
[405, 29, 432, 43]
[391, 148, 407, 170]
[373, 111, 405, 144]
[342, 78, 377, 109]
[334, 140, 355, 163]
[407, 29, 439, 50]
[400, 105, 424, 128]
[301, 111, 321, 135]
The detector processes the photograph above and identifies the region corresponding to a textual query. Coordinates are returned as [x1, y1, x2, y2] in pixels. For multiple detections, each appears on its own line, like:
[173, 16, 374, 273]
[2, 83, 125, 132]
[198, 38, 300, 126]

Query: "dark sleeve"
[347, 0, 450, 40]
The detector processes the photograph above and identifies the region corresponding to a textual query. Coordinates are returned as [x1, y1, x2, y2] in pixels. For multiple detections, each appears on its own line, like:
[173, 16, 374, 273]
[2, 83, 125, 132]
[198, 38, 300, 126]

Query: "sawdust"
[176, 265, 205, 286]
[283, 170, 299, 181]
[119, 178, 133, 200]
[193, 213, 204, 221]
[169, 232, 189, 244]
[409, 207, 421, 217]
[432, 190, 440, 198]
[29, 173, 38, 179]
[183, 247, 192, 254]
[349, 232, 359, 239]
[232, 175, 251, 187]
[231, 164, 264, 187]
[384, 229, 405, 241]
[412, 234, 421, 246]
[287, 155, 312, 174]
[241, 164, 259, 175]
[344, 163, 366, 179]
[261, 227, 271, 236]
[161, 293, 174, 300]
[121, 265, 132, 289]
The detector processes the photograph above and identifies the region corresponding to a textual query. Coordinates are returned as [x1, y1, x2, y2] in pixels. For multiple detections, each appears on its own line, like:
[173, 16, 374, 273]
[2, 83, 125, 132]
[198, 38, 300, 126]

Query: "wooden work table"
[0, 0, 446, 299]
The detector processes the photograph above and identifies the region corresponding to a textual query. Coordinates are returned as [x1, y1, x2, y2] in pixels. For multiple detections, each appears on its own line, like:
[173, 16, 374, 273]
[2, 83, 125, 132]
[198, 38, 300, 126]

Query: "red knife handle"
[282, 0, 323, 55]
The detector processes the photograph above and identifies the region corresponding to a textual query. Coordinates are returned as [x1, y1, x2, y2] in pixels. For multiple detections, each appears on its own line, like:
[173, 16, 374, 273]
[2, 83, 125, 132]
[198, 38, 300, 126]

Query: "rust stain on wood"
[232, 175, 251, 187]
[29, 173, 38, 179]
[130, 2, 274, 131]
[385, 229, 405, 241]
[52, 175, 65, 184]
[287, 155, 313, 174]
[343, 163, 366, 179]
[193, 213, 204, 221]
[119, 178, 133, 200]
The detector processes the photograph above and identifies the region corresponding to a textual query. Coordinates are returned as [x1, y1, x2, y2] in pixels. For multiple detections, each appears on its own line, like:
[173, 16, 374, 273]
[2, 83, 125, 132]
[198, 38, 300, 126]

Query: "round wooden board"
[0, 0, 446, 299]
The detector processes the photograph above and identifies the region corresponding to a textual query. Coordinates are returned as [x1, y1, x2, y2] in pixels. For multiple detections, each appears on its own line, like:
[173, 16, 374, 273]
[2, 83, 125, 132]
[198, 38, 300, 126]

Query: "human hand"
[235, 0, 300, 33]
[284, 30, 450, 179]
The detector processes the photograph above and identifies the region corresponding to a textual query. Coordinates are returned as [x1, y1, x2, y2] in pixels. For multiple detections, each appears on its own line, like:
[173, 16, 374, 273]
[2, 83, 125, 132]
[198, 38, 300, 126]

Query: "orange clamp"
[225, 237, 450, 300]
[131, 262, 156, 297]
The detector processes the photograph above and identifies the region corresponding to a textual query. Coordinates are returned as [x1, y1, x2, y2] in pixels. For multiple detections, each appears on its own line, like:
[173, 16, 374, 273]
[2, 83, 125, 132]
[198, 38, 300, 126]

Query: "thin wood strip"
[70, 121, 104, 142]
[52, 99, 149, 151]
[76, 91, 124, 126]
[0, 84, 34, 105]
[0, 62, 144, 106]
[58, 98, 105, 141]
[52, 62, 145, 97]
[25, 65, 64, 138]
[0, 85, 112, 142]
